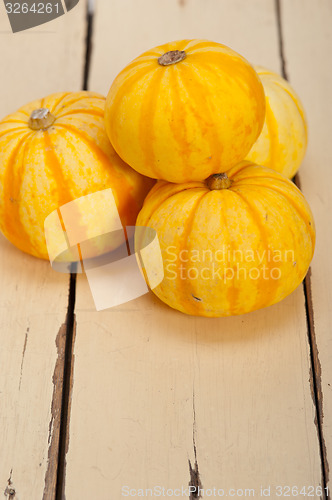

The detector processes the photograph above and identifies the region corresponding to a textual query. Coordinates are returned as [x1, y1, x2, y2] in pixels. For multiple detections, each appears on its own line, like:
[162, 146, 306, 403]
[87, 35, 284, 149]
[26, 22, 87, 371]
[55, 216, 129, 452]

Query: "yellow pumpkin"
[0, 91, 155, 260]
[105, 39, 266, 183]
[136, 161, 315, 317]
[246, 66, 308, 178]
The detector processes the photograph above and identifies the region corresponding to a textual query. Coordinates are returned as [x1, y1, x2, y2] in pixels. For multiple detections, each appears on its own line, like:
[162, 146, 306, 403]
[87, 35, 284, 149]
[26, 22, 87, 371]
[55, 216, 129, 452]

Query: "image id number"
[5, 2, 60, 14]
[275, 485, 329, 496]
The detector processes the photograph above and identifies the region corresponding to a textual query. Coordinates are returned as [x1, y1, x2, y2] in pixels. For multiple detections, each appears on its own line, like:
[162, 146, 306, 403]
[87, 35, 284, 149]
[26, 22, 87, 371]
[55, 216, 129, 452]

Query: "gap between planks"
[188, 387, 203, 499]
[53, 274, 77, 500]
[275, 0, 330, 497]
[47, 1, 94, 498]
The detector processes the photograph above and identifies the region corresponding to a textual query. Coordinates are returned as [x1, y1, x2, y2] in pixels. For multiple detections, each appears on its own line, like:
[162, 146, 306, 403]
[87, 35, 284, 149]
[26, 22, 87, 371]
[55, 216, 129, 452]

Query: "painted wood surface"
[65, 1, 324, 498]
[0, 3, 86, 499]
[281, 0, 332, 490]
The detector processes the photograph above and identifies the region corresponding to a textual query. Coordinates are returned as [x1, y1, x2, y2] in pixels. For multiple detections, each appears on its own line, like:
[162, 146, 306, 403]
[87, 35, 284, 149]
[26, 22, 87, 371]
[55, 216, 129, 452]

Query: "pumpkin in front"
[246, 66, 308, 178]
[137, 162, 315, 317]
[105, 39, 266, 183]
[0, 91, 155, 260]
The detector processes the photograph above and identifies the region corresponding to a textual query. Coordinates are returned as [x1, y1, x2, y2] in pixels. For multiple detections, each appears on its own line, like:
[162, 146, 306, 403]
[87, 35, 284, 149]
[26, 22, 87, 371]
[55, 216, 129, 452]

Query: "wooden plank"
[89, 0, 282, 95]
[66, 0, 323, 497]
[280, 0, 332, 491]
[0, 3, 87, 499]
[0, 2, 86, 115]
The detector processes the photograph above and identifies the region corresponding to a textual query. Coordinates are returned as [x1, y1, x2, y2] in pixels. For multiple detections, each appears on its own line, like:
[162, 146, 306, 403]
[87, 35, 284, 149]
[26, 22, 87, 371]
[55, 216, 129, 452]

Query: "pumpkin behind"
[246, 66, 308, 178]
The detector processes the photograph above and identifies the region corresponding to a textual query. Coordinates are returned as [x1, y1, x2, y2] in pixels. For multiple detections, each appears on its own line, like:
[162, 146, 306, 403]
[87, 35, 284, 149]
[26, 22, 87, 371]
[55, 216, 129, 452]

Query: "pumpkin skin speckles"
[137, 161, 315, 317]
[0, 91, 155, 259]
[105, 39, 266, 183]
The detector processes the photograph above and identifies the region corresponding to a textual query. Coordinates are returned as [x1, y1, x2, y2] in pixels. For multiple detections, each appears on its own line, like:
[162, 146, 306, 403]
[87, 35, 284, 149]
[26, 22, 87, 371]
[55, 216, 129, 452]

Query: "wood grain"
[65, 0, 324, 498]
[280, 0, 332, 490]
[0, 3, 86, 498]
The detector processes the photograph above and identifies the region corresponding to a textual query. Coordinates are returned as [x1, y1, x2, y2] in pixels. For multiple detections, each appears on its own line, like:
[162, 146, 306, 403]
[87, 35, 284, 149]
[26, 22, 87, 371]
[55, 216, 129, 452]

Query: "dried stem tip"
[28, 108, 55, 130]
[207, 173, 232, 190]
[158, 50, 186, 66]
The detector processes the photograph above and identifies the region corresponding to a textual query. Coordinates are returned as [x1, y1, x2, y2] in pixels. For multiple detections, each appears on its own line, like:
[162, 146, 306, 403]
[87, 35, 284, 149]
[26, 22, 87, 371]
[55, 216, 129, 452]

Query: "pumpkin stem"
[158, 50, 186, 66]
[207, 173, 232, 190]
[28, 108, 56, 130]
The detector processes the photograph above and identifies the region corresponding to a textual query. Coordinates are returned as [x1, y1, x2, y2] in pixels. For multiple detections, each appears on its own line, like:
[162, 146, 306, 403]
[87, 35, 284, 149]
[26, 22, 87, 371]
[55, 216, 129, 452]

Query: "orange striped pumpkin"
[105, 39, 266, 183]
[0, 91, 155, 260]
[137, 161, 315, 317]
[246, 66, 308, 178]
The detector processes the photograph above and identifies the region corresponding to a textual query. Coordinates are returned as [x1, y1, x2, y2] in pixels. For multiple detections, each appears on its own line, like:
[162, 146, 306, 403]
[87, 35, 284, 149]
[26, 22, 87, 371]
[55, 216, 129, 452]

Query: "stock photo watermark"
[44, 188, 164, 311]
[44, 188, 297, 312]
[3, 0, 80, 33]
[164, 246, 295, 283]
[121, 484, 329, 497]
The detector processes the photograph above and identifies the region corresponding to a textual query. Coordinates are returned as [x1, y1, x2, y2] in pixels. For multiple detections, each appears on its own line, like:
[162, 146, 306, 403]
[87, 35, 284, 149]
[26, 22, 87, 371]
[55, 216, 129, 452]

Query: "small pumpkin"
[246, 66, 307, 178]
[0, 91, 155, 260]
[137, 161, 315, 317]
[105, 39, 266, 183]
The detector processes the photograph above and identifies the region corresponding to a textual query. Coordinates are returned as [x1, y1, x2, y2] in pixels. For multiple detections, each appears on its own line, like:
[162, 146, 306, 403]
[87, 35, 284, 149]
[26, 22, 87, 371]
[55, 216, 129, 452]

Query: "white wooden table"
[0, 1, 331, 499]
